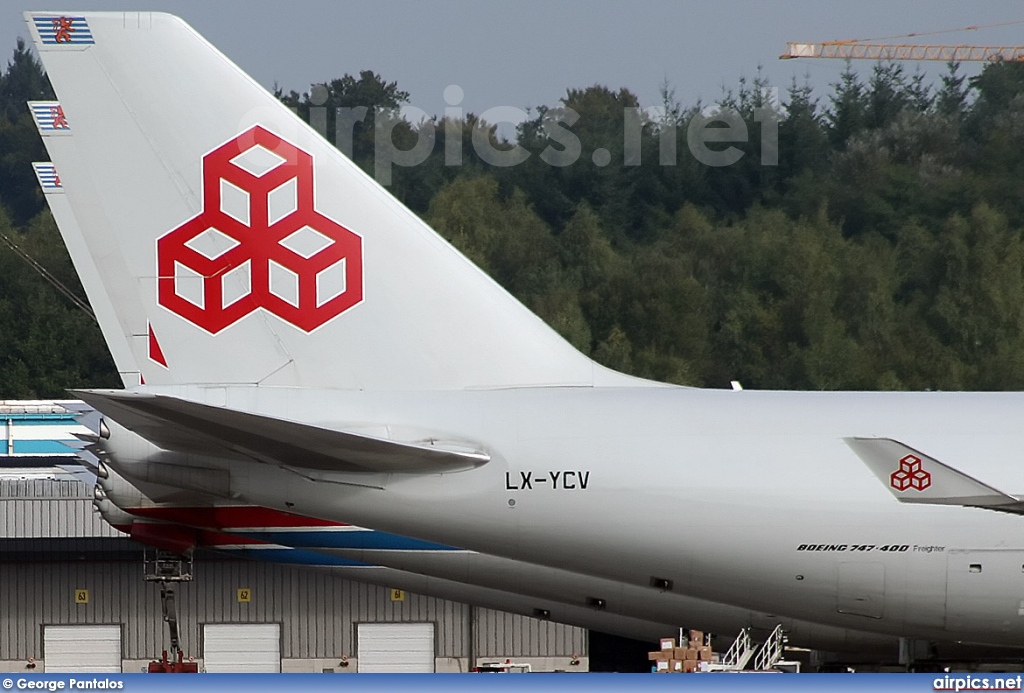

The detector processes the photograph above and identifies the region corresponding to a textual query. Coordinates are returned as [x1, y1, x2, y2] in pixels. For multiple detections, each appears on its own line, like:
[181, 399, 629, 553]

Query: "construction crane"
[781, 20, 1024, 62]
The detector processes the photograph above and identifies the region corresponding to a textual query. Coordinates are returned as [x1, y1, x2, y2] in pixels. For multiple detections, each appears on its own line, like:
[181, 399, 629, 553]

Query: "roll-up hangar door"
[358, 622, 435, 672]
[203, 623, 281, 672]
[44, 625, 122, 673]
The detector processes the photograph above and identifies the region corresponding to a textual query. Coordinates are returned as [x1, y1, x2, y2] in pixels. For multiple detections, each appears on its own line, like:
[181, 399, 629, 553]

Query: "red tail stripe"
[127, 505, 346, 529]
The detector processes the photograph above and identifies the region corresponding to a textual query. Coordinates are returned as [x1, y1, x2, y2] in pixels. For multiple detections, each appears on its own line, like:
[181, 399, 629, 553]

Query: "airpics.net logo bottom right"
[934, 675, 1024, 691]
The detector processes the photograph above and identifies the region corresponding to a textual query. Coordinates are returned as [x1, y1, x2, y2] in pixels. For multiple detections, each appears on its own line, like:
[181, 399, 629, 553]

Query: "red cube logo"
[157, 126, 362, 333]
[890, 454, 931, 492]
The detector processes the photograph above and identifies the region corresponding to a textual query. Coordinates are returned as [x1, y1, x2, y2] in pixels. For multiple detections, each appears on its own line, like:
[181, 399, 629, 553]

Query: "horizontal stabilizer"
[845, 437, 1024, 513]
[72, 389, 489, 474]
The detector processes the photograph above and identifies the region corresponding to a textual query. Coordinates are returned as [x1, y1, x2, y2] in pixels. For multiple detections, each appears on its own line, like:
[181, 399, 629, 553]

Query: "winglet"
[845, 437, 1024, 511]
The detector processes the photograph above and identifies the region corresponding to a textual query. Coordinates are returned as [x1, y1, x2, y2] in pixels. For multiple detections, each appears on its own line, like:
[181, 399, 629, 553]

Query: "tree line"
[4, 37, 1024, 396]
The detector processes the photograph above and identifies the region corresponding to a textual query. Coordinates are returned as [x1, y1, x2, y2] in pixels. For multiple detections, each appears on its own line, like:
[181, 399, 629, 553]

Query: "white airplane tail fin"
[845, 437, 1024, 513]
[26, 11, 629, 391]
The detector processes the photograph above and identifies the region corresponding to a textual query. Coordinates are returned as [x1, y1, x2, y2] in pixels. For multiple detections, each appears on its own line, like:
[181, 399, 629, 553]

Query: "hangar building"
[0, 401, 589, 673]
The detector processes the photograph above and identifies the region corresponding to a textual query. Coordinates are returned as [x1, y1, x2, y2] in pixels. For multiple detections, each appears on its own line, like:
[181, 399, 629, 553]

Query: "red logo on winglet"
[157, 126, 362, 334]
[890, 454, 931, 492]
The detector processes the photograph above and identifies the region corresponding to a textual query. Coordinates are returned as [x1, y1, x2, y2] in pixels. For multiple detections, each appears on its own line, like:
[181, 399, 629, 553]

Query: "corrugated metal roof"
[0, 479, 118, 539]
[0, 400, 80, 415]
[0, 478, 91, 499]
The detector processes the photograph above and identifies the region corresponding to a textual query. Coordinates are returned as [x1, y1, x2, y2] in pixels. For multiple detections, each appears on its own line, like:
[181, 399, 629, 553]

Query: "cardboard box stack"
[647, 638, 674, 673]
[648, 631, 716, 673]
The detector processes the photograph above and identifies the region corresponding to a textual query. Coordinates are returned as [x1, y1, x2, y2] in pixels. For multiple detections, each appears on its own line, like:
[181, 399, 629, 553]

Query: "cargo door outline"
[945, 549, 1024, 635]
[836, 562, 885, 618]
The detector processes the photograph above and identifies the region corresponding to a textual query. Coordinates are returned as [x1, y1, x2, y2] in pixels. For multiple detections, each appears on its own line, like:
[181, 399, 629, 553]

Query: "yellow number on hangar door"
[74, 589, 89, 604]
[390, 589, 405, 602]
[237, 588, 251, 603]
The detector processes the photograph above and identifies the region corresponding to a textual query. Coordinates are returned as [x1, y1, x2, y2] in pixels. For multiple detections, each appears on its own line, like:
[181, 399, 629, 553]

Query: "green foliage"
[936, 62, 970, 120]
[277, 70, 409, 176]
[828, 63, 868, 148]
[425, 176, 588, 349]
[0, 38, 53, 226]
[0, 40, 119, 397]
[0, 207, 118, 397]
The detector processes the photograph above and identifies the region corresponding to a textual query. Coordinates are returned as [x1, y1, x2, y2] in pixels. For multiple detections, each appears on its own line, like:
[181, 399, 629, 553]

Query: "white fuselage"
[109, 385, 1024, 647]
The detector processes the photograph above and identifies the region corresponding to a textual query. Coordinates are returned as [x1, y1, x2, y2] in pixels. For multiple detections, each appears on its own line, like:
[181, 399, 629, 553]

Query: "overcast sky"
[5, 1, 1024, 119]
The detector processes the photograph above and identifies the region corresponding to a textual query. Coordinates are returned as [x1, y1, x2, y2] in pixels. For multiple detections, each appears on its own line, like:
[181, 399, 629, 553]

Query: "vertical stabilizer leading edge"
[33, 161, 140, 386]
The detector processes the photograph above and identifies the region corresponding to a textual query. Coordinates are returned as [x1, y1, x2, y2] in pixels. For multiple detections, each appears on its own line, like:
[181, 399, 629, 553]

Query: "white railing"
[714, 627, 755, 670]
[753, 624, 785, 671]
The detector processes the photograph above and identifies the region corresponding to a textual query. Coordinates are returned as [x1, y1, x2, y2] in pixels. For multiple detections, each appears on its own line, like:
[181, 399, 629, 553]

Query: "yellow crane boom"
[782, 20, 1024, 62]
[781, 42, 1024, 62]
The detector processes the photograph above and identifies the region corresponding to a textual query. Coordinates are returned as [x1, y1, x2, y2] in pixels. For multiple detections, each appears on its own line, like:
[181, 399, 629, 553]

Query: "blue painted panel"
[12, 440, 77, 455]
[243, 530, 458, 551]
[221, 548, 369, 567]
